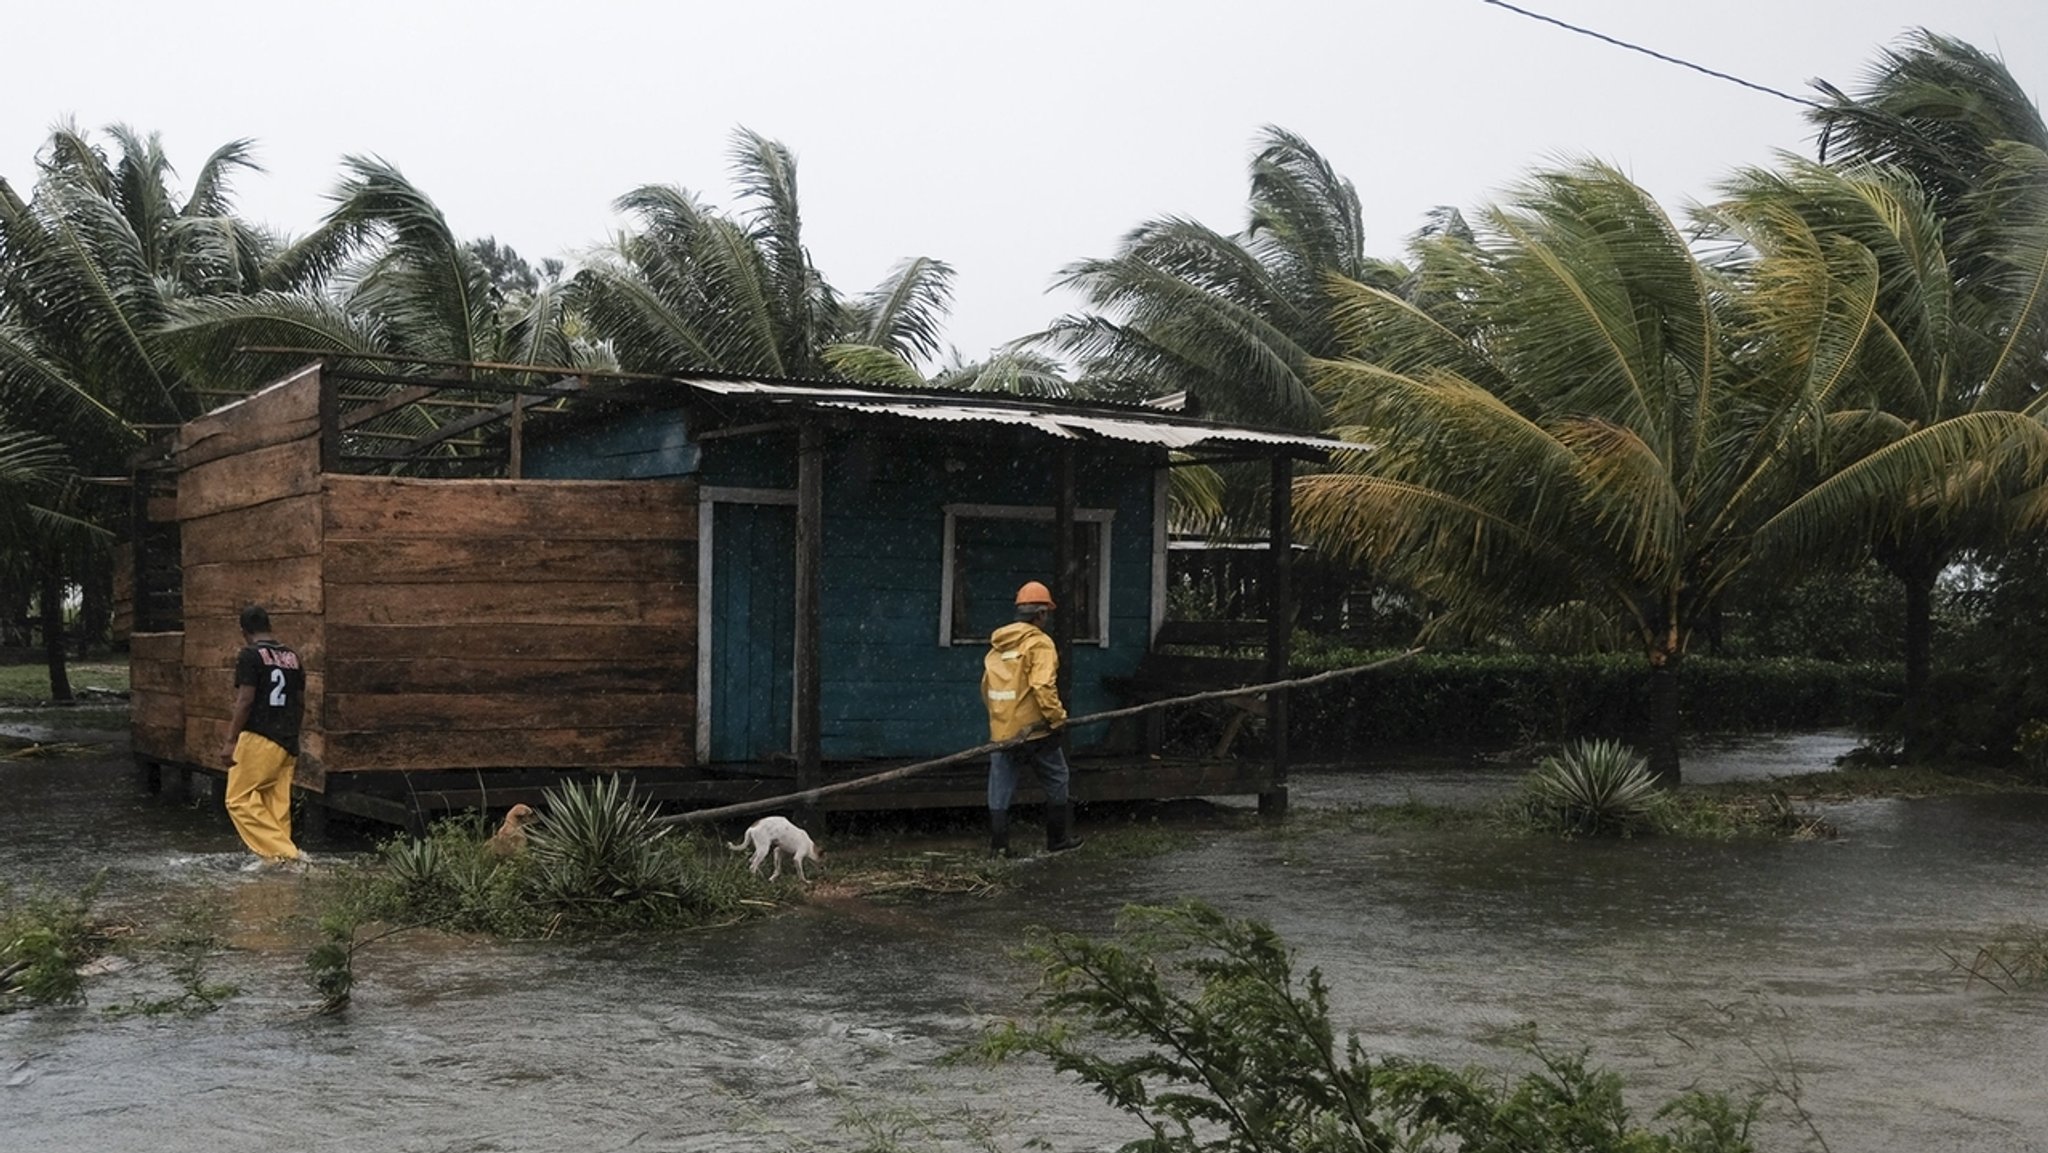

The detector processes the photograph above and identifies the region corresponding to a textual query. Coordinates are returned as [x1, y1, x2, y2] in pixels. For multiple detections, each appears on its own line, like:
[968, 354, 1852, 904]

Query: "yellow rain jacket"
[982, 621, 1067, 741]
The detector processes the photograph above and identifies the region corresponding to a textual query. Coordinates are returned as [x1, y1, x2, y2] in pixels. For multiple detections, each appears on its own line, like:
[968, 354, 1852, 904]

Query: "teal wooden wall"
[524, 407, 698, 479]
[788, 431, 1156, 760]
[709, 502, 796, 762]
[524, 410, 1159, 762]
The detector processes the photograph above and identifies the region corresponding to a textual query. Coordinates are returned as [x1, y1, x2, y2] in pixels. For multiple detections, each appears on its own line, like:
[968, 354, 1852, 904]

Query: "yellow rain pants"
[226, 732, 300, 862]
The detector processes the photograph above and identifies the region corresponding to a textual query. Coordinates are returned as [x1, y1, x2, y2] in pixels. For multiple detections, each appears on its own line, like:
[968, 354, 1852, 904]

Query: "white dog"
[727, 815, 823, 883]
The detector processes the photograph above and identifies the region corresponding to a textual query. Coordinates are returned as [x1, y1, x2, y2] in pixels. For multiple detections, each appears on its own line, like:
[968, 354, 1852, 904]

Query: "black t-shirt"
[234, 639, 306, 754]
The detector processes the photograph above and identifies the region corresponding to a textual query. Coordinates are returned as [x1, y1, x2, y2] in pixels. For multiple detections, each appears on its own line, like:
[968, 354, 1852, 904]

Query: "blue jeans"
[988, 735, 1071, 811]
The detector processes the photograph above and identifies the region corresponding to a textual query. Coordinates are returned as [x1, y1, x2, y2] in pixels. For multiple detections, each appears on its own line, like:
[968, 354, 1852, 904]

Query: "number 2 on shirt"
[268, 668, 287, 706]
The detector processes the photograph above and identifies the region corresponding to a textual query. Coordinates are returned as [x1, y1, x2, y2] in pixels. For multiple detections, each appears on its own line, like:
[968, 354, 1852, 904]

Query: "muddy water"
[5, 730, 2046, 1152]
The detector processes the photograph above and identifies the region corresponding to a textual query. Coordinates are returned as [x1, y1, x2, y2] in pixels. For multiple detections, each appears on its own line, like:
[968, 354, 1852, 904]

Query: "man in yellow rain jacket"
[981, 580, 1084, 856]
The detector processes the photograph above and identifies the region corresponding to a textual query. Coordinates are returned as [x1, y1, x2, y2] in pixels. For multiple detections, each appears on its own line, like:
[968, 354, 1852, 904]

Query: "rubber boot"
[988, 809, 1011, 857]
[1045, 802, 1084, 853]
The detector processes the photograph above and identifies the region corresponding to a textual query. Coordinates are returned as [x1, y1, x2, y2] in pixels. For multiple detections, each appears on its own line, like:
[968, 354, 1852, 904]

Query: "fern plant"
[1523, 738, 1663, 836]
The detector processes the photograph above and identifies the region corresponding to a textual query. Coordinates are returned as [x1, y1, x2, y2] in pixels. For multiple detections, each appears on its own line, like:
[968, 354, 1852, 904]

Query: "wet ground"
[4, 727, 2045, 1151]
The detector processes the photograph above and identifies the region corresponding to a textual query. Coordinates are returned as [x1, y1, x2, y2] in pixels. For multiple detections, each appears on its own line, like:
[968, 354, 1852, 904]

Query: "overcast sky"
[8, 1, 2047, 363]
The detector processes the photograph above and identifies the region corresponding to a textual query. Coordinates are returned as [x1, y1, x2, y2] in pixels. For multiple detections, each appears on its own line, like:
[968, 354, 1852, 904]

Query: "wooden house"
[121, 358, 1349, 829]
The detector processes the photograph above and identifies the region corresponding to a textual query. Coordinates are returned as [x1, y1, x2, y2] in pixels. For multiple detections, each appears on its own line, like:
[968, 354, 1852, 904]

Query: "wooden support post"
[1052, 443, 1077, 701]
[508, 396, 526, 479]
[299, 795, 330, 844]
[317, 362, 341, 474]
[793, 421, 825, 819]
[1260, 456, 1294, 817]
[129, 459, 151, 632]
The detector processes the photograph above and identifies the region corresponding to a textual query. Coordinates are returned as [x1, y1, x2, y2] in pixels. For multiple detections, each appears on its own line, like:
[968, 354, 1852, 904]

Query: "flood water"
[5, 727, 2046, 1152]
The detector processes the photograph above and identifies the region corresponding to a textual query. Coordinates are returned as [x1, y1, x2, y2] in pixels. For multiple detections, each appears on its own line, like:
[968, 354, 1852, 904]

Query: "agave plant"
[1523, 738, 1662, 837]
[524, 776, 676, 905]
[378, 836, 447, 896]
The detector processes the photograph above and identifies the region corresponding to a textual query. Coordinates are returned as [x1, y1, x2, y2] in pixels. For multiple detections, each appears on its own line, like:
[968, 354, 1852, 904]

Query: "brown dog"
[486, 804, 537, 858]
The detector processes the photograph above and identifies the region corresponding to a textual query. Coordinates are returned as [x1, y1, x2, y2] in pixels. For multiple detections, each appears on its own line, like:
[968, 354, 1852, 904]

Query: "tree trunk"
[77, 552, 112, 655]
[1645, 650, 1682, 788]
[39, 552, 72, 702]
[1877, 544, 1944, 763]
[3, 585, 29, 648]
[1901, 569, 1935, 761]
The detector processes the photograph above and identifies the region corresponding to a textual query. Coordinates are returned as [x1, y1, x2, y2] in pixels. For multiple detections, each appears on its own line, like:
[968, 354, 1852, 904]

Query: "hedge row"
[1280, 649, 1898, 751]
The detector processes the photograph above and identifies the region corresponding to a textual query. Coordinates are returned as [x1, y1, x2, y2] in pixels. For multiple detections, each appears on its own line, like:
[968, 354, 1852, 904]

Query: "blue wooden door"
[710, 501, 796, 763]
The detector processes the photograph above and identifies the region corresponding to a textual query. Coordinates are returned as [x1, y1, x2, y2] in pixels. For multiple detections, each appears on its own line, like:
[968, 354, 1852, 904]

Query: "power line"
[1480, 0, 1827, 110]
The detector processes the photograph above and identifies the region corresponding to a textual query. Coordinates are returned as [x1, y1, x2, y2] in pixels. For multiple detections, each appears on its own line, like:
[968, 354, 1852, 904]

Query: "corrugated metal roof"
[678, 377, 1363, 454]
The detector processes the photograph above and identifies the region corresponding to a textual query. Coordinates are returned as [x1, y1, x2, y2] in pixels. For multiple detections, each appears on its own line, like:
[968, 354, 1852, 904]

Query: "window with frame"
[941, 504, 1112, 646]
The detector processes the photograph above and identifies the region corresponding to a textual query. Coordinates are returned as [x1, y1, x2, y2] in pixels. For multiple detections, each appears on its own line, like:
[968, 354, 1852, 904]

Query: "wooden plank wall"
[173, 365, 326, 782]
[129, 631, 185, 759]
[320, 475, 697, 772]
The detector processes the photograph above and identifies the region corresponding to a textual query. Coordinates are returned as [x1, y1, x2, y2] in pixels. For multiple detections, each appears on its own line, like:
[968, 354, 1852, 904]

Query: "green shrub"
[1523, 739, 1661, 837]
[1, 875, 109, 1011]
[1282, 647, 1895, 751]
[306, 909, 360, 1015]
[978, 901, 1760, 1152]
[356, 817, 546, 937]
[307, 782, 767, 1009]
[2016, 719, 2048, 776]
[320, 780, 759, 948]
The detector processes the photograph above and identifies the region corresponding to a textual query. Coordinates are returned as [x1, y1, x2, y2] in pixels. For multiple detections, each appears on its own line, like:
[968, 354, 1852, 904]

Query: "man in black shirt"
[220, 603, 307, 866]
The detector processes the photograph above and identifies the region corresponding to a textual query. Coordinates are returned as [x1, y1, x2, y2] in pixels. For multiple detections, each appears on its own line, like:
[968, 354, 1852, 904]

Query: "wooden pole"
[507, 396, 526, 479]
[1052, 442, 1076, 701]
[655, 648, 1421, 827]
[793, 421, 825, 813]
[1261, 456, 1294, 817]
[317, 362, 341, 475]
[128, 458, 151, 632]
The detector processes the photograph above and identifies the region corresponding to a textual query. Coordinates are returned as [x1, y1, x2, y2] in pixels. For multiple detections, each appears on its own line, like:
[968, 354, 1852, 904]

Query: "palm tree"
[576, 129, 955, 381]
[1046, 126, 1402, 430]
[1813, 32, 2048, 230]
[156, 154, 602, 481]
[162, 154, 585, 377]
[0, 124, 273, 691]
[0, 124, 271, 441]
[931, 346, 1076, 396]
[1711, 150, 2048, 756]
[1292, 161, 2035, 784]
[1792, 33, 2048, 755]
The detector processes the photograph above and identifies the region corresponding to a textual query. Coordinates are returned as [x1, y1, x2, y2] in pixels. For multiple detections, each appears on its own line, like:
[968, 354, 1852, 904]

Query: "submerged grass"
[105, 895, 239, 1017]
[0, 661, 128, 706]
[1, 873, 237, 1016]
[1943, 925, 2048, 993]
[1271, 798, 1503, 840]
[1747, 763, 2048, 799]
[826, 850, 1012, 899]
[1649, 791, 1839, 840]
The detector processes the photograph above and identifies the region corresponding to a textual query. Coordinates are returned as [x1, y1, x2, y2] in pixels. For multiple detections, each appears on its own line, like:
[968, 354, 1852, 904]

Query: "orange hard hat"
[1015, 580, 1056, 608]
